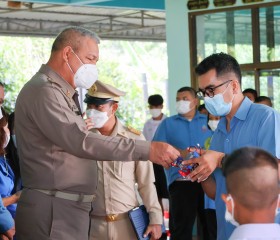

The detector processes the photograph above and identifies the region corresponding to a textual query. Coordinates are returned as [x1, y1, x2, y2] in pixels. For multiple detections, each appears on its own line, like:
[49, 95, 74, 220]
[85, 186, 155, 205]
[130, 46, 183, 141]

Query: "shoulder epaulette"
[127, 126, 141, 136]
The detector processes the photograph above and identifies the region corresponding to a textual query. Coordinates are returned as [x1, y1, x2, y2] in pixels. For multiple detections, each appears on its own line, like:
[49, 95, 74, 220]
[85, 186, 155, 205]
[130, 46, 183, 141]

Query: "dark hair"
[223, 147, 278, 209]
[6, 112, 21, 193]
[177, 87, 197, 98]
[0, 82, 4, 88]
[51, 26, 100, 52]
[255, 96, 272, 107]
[148, 94, 163, 106]
[243, 88, 258, 100]
[223, 147, 278, 178]
[195, 52, 242, 84]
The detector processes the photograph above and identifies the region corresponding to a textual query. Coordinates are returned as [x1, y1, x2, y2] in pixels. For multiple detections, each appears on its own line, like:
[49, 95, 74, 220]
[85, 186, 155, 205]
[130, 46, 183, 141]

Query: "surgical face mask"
[204, 84, 233, 116]
[149, 109, 162, 118]
[67, 50, 98, 89]
[225, 195, 240, 227]
[86, 109, 109, 129]
[11, 134, 17, 148]
[176, 100, 192, 114]
[208, 120, 220, 131]
[3, 133, 10, 149]
[274, 194, 280, 223]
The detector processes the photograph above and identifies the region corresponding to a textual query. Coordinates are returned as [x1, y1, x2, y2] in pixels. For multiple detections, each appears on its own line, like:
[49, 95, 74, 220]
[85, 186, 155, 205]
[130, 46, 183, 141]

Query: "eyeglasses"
[197, 80, 232, 98]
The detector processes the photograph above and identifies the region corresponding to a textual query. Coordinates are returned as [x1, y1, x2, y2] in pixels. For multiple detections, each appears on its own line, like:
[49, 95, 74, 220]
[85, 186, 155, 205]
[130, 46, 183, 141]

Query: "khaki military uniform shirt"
[15, 64, 150, 194]
[91, 118, 162, 224]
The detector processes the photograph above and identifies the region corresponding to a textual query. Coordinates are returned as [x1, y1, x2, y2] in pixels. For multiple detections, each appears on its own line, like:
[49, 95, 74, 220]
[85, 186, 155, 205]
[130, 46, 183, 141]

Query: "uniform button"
[226, 139, 229, 142]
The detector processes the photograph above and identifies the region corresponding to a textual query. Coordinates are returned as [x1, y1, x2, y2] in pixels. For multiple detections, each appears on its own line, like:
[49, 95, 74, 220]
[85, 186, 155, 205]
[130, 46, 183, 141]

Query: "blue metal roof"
[14, 0, 165, 10]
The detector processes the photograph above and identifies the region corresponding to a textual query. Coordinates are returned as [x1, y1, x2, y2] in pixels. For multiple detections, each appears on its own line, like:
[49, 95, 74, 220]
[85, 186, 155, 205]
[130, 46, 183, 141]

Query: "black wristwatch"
[220, 154, 227, 168]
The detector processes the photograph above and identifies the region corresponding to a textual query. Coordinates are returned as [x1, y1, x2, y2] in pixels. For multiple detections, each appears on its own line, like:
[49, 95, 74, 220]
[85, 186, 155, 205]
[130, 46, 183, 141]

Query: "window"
[190, 3, 280, 111]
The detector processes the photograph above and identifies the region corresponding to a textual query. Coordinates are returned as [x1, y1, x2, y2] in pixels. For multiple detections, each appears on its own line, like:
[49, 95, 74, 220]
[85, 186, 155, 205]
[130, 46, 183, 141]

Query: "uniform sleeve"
[28, 85, 150, 162]
[257, 110, 280, 159]
[0, 198, 14, 233]
[135, 160, 162, 225]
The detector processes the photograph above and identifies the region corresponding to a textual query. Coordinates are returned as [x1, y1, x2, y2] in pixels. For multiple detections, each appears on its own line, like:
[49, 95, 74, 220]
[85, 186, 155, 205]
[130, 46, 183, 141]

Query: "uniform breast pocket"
[114, 161, 135, 180]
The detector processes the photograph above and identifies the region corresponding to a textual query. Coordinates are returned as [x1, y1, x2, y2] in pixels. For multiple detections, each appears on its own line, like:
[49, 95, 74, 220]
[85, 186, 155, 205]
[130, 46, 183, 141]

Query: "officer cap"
[84, 80, 126, 105]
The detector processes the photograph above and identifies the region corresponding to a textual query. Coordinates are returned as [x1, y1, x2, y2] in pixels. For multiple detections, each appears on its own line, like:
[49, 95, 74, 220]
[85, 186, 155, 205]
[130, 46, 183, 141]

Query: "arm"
[20, 85, 178, 167]
[0, 198, 14, 240]
[135, 159, 162, 240]
[201, 176, 216, 200]
[2, 191, 21, 207]
[186, 150, 225, 182]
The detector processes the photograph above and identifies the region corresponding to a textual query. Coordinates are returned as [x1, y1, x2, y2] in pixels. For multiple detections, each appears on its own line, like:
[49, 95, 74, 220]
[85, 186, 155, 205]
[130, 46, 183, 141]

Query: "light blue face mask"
[204, 83, 233, 116]
[274, 195, 280, 223]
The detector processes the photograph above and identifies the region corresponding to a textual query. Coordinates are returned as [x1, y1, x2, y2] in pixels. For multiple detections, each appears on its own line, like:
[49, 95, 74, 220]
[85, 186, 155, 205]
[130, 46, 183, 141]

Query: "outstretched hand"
[182, 150, 224, 182]
[149, 142, 180, 169]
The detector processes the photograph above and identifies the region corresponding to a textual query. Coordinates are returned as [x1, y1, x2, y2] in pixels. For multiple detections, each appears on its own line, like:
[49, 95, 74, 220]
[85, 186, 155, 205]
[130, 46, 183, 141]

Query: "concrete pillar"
[165, 0, 190, 115]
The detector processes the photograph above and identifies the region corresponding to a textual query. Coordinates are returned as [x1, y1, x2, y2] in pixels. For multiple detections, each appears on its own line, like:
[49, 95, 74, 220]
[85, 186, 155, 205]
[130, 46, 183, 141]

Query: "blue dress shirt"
[0, 156, 16, 218]
[0, 197, 14, 233]
[210, 97, 280, 240]
[153, 111, 212, 186]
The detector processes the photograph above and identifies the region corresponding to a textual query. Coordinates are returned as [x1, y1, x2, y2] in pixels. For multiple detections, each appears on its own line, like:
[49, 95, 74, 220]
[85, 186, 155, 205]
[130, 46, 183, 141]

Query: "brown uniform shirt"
[15, 64, 150, 194]
[91, 119, 162, 224]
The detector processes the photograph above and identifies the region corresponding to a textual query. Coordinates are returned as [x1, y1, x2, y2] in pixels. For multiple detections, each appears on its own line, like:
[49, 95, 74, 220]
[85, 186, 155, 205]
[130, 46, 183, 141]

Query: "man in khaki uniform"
[14, 26, 179, 240]
[85, 81, 162, 240]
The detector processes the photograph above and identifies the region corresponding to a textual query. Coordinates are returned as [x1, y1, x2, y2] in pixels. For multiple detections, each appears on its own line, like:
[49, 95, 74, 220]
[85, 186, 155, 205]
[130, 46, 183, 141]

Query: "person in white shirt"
[143, 94, 166, 142]
[143, 94, 168, 239]
[222, 147, 280, 240]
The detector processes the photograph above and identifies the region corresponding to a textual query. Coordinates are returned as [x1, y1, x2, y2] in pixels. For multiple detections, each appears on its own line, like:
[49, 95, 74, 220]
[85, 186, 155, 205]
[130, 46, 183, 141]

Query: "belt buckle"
[106, 214, 117, 222]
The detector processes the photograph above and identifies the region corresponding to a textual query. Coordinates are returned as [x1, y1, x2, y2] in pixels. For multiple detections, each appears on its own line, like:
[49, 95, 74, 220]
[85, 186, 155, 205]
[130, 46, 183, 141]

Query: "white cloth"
[229, 223, 280, 240]
[143, 114, 166, 141]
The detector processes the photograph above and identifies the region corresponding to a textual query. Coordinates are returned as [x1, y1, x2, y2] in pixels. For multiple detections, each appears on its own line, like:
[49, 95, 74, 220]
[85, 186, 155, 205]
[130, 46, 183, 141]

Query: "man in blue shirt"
[0, 197, 14, 239]
[187, 52, 280, 240]
[153, 87, 212, 240]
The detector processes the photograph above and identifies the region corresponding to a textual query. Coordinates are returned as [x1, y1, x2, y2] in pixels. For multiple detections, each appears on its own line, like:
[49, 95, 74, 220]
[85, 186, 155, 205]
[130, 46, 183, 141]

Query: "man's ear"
[221, 194, 233, 212]
[112, 103, 118, 114]
[194, 97, 199, 107]
[62, 46, 73, 62]
[232, 79, 240, 94]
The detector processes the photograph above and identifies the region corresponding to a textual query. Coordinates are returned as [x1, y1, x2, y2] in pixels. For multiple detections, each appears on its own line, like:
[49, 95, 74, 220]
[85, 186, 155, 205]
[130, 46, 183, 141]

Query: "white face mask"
[176, 100, 192, 114]
[3, 133, 10, 149]
[67, 50, 98, 89]
[225, 195, 240, 227]
[149, 109, 162, 118]
[86, 109, 109, 129]
[208, 120, 220, 131]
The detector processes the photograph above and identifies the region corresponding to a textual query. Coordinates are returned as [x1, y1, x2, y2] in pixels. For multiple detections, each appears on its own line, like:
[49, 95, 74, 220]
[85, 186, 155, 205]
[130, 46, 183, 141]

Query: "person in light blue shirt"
[153, 86, 212, 240]
[186, 53, 280, 240]
[0, 197, 14, 239]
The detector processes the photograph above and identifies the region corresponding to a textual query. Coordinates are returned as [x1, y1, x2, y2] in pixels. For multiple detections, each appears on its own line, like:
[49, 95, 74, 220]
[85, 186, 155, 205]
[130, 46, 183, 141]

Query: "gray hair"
[51, 26, 100, 52]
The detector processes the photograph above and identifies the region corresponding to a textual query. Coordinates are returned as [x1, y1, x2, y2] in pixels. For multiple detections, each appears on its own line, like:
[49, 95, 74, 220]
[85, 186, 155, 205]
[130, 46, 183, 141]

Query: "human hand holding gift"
[171, 145, 202, 179]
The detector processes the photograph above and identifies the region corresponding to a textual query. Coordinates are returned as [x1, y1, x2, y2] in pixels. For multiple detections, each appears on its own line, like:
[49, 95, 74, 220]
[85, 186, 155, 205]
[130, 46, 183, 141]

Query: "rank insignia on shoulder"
[127, 126, 141, 136]
[66, 90, 71, 98]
